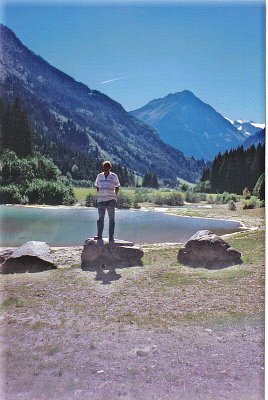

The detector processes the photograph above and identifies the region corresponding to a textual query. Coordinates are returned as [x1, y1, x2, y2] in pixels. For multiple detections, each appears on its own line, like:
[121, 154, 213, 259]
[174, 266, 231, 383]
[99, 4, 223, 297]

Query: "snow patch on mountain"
[225, 118, 265, 137]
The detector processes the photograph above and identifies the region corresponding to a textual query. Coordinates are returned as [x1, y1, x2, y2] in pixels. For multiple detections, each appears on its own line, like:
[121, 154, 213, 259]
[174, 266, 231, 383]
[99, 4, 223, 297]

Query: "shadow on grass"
[94, 267, 122, 285]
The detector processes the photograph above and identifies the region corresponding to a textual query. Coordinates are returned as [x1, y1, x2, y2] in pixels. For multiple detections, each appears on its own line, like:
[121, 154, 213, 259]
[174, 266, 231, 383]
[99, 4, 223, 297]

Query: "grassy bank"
[2, 203, 264, 328]
[1, 228, 264, 328]
[74, 186, 249, 207]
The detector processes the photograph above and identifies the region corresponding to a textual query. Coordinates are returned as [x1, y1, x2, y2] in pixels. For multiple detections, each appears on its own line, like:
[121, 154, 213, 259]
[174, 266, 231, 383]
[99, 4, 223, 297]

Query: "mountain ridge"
[130, 91, 249, 161]
[0, 24, 206, 183]
[242, 129, 265, 149]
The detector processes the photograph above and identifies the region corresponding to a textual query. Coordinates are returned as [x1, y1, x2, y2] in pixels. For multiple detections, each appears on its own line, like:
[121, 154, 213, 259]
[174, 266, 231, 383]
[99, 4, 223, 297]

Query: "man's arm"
[95, 174, 99, 192]
[115, 186, 119, 195]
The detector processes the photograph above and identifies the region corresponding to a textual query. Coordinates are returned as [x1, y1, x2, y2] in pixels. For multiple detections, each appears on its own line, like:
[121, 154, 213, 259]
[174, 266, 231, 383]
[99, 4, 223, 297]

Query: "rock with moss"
[81, 238, 144, 270]
[178, 230, 242, 269]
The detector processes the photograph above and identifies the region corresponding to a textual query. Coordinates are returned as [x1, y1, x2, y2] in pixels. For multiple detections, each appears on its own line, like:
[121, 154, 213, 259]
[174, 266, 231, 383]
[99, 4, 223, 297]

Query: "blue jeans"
[97, 200, 116, 238]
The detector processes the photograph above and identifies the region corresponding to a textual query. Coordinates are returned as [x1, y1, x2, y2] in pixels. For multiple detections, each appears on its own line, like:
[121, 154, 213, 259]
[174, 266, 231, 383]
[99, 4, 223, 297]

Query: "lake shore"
[1, 202, 265, 400]
[0, 202, 248, 248]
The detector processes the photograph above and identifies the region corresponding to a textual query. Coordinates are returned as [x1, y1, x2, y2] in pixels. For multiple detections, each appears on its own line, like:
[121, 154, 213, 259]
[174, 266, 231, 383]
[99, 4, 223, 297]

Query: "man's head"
[102, 160, 112, 172]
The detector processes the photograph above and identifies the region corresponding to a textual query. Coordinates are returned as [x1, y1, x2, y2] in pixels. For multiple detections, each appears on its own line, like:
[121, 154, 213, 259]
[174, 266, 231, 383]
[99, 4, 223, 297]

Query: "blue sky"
[1, 0, 266, 122]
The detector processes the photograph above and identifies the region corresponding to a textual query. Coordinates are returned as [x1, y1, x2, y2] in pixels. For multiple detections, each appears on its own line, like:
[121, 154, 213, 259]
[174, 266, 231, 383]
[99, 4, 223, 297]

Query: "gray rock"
[0, 241, 56, 274]
[177, 230, 242, 269]
[81, 238, 144, 271]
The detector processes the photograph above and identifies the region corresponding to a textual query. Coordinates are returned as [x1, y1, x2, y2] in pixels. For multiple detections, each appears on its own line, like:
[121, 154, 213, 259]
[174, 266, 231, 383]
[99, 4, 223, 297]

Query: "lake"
[0, 205, 244, 247]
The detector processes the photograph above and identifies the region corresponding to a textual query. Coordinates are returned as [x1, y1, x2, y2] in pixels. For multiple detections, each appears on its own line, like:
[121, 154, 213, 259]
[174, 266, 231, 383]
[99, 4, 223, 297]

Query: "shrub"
[257, 200, 265, 208]
[243, 187, 251, 200]
[194, 180, 212, 193]
[180, 183, 189, 192]
[29, 157, 61, 181]
[228, 200, 237, 211]
[215, 192, 238, 204]
[207, 195, 215, 204]
[85, 194, 98, 207]
[0, 184, 27, 204]
[243, 199, 256, 209]
[185, 191, 205, 203]
[153, 194, 166, 205]
[0, 153, 61, 187]
[132, 201, 141, 209]
[116, 192, 131, 209]
[134, 188, 150, 203]
[165, 192, 184, 206]
[185, 191, 198, 203]
[197, 193, 207, 201]
[26, 180, 76, 205]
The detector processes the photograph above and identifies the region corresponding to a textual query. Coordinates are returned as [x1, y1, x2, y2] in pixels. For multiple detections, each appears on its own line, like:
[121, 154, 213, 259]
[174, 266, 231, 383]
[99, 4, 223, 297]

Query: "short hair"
[102, 160, 112, 168]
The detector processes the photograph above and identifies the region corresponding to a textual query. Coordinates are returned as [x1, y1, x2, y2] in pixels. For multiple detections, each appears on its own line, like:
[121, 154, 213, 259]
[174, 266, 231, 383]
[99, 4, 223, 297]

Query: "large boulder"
[0, 241, 56, 274]
[81, 238, 144, 271]
[177, 230, 242, 269]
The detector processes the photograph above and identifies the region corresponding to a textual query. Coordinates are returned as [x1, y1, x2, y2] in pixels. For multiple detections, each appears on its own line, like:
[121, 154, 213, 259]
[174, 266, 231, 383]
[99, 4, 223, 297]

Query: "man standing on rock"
[94, 161, 120, 242]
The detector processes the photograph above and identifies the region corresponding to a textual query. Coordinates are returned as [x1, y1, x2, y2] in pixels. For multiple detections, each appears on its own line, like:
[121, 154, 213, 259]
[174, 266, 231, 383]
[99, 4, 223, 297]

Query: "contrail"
[100, 77, 125, 84]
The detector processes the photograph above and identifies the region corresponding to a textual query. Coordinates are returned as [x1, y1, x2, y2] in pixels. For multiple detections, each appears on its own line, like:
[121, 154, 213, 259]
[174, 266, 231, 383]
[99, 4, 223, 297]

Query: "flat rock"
[81, 238, 144, 270]
[177, 230, 242, 269]
[0, 241, 56, 274]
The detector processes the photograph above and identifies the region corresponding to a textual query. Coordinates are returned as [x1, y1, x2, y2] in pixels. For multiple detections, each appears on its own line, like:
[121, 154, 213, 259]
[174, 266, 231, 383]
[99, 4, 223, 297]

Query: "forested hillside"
[200, 144, 265, 194]
[0, 97, 135, 187]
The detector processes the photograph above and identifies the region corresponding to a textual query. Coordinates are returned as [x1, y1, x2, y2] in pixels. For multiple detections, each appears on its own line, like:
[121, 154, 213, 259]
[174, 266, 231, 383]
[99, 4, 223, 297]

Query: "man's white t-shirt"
[95, 172, 120, 202]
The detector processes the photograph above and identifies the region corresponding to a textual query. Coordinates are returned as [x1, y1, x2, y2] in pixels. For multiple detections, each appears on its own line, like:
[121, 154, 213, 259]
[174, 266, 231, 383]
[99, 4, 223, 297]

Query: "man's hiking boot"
[109, 236, 114, 243]
[94, 235, 102, 240]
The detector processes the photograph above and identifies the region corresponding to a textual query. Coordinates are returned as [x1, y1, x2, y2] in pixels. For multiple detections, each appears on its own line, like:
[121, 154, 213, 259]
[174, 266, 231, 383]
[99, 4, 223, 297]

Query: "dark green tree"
[253, 173, 265, 200]
[151, 173, 159, 189]
[1, 98, 34, 157]
[200, 144, 265, 195]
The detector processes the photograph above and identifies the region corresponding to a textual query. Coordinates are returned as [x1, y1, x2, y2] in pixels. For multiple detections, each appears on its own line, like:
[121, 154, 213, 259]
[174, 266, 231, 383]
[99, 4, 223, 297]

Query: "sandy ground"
[0, 204, 265, 400]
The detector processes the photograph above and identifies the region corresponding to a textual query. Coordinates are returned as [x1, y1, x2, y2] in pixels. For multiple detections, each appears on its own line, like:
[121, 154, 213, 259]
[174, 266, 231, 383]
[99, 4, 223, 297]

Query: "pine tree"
[1, 98, 34, 157]
[151, 173, 159, 189]
[142, 172, 151, 187]
[201, 144, 265, 195]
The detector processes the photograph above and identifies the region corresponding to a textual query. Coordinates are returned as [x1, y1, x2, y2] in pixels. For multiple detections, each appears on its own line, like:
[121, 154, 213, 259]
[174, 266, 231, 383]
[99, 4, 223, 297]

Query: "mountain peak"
[130, 91, 246, 161]
[179, 89, 195, 96]
[166, 90, 196, 100]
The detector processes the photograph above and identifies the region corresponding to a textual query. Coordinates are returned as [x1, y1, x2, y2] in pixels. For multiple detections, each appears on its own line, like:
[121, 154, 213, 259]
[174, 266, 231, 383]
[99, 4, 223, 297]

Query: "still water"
[0, 205, 243, 247]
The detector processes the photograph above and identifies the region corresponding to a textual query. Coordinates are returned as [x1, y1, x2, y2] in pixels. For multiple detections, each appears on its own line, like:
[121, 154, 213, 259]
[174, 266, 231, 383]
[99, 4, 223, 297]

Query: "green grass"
[1, 296, 23, 307]
[227, 230, 265, 264]
[73, 187, 95, 203]
[156, 273, 196, 287]
[197, 268, 254, 280]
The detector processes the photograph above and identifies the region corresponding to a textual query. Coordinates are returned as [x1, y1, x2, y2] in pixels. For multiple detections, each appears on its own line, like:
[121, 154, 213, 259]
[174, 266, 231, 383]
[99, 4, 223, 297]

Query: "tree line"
[0, 97, 136, 188]
[142, 172, 159, 188]
[200, 143, 265, 196]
